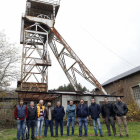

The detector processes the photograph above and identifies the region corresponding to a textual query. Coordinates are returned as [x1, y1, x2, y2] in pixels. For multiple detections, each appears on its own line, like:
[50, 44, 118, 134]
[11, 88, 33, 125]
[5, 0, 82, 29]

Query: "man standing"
[53, 101, 65, 137]
[113, 97, 129, 137]
[14, 98, 28, 140]
[89, 98, 104, 137]
[101, 98, 117, 137]
[36, 100, 45, 139]
[66, 100, 76, 136]
[26, 101, 37, 140]
[76, 99, 89, 137]
[44, 102, 54, 137]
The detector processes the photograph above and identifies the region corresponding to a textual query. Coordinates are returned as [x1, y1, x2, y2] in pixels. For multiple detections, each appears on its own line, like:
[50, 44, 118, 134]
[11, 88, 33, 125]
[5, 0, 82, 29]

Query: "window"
[132, 86, 140, 99]
[118, 88, 124, 94]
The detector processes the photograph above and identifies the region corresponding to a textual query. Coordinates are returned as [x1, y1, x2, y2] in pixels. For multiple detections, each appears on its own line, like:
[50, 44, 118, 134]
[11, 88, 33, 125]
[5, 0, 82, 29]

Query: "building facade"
[95, 66, 140, 107]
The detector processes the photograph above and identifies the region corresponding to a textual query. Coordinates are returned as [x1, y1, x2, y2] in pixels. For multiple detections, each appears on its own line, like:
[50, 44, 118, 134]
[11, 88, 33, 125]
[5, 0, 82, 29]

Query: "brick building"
[95, 66, 140, 107]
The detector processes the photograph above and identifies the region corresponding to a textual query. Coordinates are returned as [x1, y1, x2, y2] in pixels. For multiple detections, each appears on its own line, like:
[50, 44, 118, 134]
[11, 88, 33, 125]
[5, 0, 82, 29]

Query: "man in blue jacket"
[66, 100, 76, 136]
[89, 98, 104, 137]
[14, 98, 28, 140]
[53, 101, 65, 137]
[76, 99, 89, 137]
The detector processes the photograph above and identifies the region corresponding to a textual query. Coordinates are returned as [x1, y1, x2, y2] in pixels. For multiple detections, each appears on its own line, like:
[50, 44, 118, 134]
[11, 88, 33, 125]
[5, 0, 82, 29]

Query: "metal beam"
[51, 28, 108, 95]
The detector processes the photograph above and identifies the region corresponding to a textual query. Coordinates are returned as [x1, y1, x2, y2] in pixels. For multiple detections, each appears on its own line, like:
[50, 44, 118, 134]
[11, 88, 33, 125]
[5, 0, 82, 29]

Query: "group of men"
[14, 97, 129, 140]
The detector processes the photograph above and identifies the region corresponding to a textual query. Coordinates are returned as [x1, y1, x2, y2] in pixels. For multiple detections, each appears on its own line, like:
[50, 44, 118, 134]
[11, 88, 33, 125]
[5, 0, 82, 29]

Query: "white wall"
[62, 95, 92, 110]
[94, 96, 117, 104]
[51, 96, 62, 107]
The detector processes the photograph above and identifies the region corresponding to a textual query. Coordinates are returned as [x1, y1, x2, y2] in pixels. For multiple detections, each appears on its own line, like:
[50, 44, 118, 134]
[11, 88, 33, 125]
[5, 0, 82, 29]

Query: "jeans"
[78, 117, 88, 136]
[67, 116, 75, 136]
[36, 118, 44, 137]
[17, 118, 26, 140]
[93, 118, 103, 135]
[55, 119, 63, 136]
[105, 117, 116, 135]
[26, 120, 35, 139]
[44, 120, 53, 136]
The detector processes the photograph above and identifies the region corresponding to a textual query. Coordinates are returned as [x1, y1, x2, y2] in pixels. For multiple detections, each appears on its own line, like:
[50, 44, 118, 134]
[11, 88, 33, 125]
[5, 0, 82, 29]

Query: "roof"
[28, 0, 60, 5]
[101, 65, 140, 87]
[0, 90, 18, 99]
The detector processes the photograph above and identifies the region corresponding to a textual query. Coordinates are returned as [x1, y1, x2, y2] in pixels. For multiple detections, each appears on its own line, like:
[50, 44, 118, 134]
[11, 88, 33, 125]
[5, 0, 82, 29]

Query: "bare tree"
[0, 31, 21, 91]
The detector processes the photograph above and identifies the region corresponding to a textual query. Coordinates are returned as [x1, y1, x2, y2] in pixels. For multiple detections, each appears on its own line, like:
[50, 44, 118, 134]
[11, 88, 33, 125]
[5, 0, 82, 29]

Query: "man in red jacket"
[14, 98, 28, 140]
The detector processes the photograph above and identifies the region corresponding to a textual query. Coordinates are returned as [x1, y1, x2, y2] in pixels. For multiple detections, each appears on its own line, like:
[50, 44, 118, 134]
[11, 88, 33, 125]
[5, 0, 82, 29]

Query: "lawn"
[0, 122, 140, 140]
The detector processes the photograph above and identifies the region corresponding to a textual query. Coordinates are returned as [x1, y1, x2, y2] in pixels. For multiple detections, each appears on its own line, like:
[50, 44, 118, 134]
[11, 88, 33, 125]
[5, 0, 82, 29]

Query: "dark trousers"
[44, 120, 53, 136]
[26, 120, 35, 139]
[105, 117, 116, 135]
[55, 119, 63, 136]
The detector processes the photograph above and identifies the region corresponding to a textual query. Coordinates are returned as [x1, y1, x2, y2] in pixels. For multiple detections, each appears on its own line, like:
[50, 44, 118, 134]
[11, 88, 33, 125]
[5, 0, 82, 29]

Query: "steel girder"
[49, 28, 107, 95]
[21, 23, 51, 92]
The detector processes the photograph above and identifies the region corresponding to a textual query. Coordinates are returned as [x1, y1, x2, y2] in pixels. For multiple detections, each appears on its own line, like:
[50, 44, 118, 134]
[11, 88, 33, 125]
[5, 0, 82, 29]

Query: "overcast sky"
[1, 0, 140, 91]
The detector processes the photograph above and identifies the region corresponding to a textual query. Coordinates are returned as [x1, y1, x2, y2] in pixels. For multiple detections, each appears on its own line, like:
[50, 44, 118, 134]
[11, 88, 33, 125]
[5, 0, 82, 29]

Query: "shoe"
[43, 136, 47, 138]
[72, 134, 74, 137]
[78, 135, 82, 137]
[107, 134, 111, 136]
[85, 135, 88, 137]
[101, 135, 104, 137]
[36, 136, 40, 139]
[54, 135, 58, 137]
[126, 134, 129, 137]
[61, 135, 63, 136]
[39, 136, 42, 138]
[114, 134, 117, 137]
[65, 135, 69, 137]
[95, 134, 98, 136]
[22, 139, 26, 140]
[120, 135, 123, 137]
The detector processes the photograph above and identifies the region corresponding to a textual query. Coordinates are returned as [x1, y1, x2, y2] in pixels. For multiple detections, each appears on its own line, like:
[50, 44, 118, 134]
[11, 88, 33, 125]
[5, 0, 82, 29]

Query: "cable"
[66, 12, 136, 68]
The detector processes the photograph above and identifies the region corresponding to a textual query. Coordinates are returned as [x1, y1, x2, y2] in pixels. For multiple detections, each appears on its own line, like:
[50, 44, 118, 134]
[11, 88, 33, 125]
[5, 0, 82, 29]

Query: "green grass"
[0, 122, 140, 140]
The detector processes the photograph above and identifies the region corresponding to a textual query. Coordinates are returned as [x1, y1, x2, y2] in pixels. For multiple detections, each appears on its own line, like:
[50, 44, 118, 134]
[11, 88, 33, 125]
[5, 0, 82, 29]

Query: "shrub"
[126, 99, 140, 121]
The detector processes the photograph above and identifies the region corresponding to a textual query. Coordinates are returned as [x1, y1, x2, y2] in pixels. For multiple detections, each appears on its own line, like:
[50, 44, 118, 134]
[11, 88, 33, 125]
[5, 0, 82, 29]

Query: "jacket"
[101, 103, 115, 118]
[113, 101, 128, 117]
[66, 104, 76, 117]
[44, 107, 54, 120]
[27, 107, 37, 120]
[53, 105, 65, 120]
[37, 103, 45, 118]
[14, 105, 28, 120]
[76, 104, 89, 118]
[89, 103, 101, 120]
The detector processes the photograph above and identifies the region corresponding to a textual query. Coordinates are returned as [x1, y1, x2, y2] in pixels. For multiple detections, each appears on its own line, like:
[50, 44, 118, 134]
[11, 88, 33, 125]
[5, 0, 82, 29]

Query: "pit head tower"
[18, 0, 107, 101]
